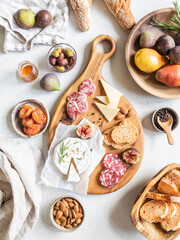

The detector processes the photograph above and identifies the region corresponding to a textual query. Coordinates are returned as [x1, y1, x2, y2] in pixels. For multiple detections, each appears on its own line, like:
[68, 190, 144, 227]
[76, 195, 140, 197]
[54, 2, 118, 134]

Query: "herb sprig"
[150, 1, 180, 33]
[58, 140, 70, 163]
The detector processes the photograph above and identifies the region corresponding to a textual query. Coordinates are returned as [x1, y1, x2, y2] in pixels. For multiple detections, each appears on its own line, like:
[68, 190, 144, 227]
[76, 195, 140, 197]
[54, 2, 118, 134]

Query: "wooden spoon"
[157, 114, 174, 145]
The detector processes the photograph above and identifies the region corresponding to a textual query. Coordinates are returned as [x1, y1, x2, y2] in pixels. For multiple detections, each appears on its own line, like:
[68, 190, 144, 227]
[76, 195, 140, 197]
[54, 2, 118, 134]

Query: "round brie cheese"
[53, 137, 91, 175]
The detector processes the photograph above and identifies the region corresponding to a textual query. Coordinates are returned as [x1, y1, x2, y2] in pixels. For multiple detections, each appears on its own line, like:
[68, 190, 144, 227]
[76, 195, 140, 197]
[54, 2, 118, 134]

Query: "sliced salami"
[80, 78, 92, 86]
[67, 101, 79, 120]
[67, 92, 86, 103]
[79, 83, 96, 96]
[100, 168, 121, 188]
[77, 100, 88, 114]
[103, 153, 126, 173]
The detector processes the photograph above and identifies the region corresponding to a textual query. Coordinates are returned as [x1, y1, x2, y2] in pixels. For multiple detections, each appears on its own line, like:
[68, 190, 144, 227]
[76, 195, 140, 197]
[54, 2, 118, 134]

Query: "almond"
[59, 202, 65, 212]
[76, 213, 83, 218]
[60, 216, 66, 222]
[65, 224, 72, 229]
[71, 209, 76, 219]
[53, 210, 57, 216]
[73, 223, 77, 227]
[64, 208, 69, 218]
[69, 202, 74, 208]
[60, 221, 66, 227]
[54, 206, 59, 210]
[74, 205, 79, 213]
[71, 218, 76, 224]
[56, 210, 63, 219]
[73, 200, 79, 206]
[62, 199, 68, 207]
[76, 218, 81, 224]
[65, 198, 73, 202]
[67, 217, 71, 225]
[55, 201, 61, 207]
[55, 218, 60, 225]
[69, 209, 72, 218]
[79, 206, 83, 214]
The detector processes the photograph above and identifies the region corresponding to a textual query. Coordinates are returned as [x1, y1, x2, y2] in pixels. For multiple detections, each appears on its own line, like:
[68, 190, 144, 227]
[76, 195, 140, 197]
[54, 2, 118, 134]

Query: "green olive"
[64, 48, 74, 57]
[52, 50, 59, 58]
[56, 48, 61, 53]
[55, 65, 65, 72]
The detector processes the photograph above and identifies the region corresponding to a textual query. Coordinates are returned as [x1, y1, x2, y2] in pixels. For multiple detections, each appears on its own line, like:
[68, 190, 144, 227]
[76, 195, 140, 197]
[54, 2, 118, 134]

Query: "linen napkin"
[0, 0, 68, 52]
[41, 119, 105, 195]
[0, 138, 44, 240]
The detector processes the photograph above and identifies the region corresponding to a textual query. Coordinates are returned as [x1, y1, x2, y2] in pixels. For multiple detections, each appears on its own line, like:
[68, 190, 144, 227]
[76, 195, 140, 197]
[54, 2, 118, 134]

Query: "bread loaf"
[104, 0, 135, 31]
[70, 0, 91, 32]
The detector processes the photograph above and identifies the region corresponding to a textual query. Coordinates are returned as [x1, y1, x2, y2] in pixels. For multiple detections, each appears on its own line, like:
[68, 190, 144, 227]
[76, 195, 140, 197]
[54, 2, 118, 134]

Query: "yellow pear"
[134, 48, 168, 73]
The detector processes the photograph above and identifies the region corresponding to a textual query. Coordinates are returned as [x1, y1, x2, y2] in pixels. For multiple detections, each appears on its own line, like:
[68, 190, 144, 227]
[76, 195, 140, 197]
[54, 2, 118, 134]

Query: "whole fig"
[40, 73, 60, 91]
[169, 46, 180, 64]
[36, 10, 52, 28]
[155, 35, 175, 55]
[15, 9, 35, 29]
[139, 32, 156, 48]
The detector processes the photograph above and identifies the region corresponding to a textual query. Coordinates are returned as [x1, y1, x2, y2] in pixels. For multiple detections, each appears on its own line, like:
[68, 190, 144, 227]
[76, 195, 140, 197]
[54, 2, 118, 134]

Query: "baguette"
[146, 192, 180, 203]
[70, 0, 91, 32]
[104, 0, 135, 31]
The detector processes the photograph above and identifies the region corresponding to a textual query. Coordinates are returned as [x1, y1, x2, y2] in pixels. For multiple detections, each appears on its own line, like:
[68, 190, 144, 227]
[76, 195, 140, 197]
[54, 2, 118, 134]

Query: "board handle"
[91, 34, 116, 63]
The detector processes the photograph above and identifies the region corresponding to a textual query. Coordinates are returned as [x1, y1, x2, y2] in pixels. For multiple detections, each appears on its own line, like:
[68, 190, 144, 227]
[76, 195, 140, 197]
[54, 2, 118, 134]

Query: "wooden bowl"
[125, 8, 180, 99]
[131, 163, 180, 240]
[11, 99, 50, 138]
[50, 196, 85, 232]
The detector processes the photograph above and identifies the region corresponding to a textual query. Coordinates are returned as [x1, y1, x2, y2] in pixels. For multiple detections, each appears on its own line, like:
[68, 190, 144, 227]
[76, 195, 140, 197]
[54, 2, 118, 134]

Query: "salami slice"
[67, 101, 79, 120]
[100, 168, 121, 188]
[67, 92, 86, 103]
[103, 153, 126, 173]
[77, 100, 88, 114]
[79, 83, 96, 96]
[80, 78, 92, 86]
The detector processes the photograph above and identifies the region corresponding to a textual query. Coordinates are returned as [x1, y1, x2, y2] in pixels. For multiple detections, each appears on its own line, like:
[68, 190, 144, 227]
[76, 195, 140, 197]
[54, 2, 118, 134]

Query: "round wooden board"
[49, 35, 144, 195]
[126, 8, 180, 99]
[131, 163, 180, 240]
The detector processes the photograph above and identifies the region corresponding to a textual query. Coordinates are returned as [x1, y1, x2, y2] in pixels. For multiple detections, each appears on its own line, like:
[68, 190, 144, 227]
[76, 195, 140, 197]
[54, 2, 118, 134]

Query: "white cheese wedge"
[100, 79, 123, 108]
[53, 137, 90, 175]
[95, 102, 119, 122]
[96, 96, 110, 105]
[67, 163, 80, 183]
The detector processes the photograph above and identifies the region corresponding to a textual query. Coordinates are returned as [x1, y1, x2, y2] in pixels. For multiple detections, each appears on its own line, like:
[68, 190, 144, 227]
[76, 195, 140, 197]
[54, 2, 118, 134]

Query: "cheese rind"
[96, 96, 110, 105]
[67, 163, 80, 183]
[100, 79, 123, 107]
[95, 102, 119, 122]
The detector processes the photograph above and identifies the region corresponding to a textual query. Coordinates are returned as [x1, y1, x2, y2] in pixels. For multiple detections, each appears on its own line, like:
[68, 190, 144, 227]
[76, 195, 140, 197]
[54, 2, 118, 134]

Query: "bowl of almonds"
[50, 196, 84, 232]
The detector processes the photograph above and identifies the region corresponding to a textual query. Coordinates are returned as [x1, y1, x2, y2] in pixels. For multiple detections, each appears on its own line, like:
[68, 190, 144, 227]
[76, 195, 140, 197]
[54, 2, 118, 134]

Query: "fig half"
[122, 148, 141, 165]
[76, 123, 95, 139]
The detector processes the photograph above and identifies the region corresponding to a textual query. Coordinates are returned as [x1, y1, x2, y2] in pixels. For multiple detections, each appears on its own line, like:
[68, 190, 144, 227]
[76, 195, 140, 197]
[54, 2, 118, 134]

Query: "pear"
[15, 9, 35, 29]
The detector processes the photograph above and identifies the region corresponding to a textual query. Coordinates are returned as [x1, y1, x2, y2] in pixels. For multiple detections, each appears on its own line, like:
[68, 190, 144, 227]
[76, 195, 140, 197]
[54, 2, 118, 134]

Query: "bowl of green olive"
[48, 43, 77, 73]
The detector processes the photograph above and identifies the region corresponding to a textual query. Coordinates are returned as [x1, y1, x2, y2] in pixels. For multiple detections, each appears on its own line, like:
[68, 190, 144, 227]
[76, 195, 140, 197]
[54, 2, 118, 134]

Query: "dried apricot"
[19, 105, 33, 119]
[23, 123, 41, 135]
[22, 117, 34, 127]
[32, 109, 47, 124]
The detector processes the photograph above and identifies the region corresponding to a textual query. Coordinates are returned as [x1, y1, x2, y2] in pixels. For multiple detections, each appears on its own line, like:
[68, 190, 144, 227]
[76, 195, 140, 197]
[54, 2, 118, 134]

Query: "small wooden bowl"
[126, 8, 180, 99]
[11, 99, 50, 138]
[131, 163, 180, 240]
[50, 196, 85, 232]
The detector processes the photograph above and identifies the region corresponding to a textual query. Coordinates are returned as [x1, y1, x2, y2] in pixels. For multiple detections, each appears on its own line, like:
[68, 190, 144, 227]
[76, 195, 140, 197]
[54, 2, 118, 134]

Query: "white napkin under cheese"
[41, 119, 105, 195]
[0, 138, 44, 240]
[0, 0, 68, 52]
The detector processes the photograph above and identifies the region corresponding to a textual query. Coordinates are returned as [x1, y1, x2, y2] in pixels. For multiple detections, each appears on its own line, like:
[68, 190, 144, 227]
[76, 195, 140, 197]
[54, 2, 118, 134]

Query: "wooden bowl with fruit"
[126, 2, 180, 99]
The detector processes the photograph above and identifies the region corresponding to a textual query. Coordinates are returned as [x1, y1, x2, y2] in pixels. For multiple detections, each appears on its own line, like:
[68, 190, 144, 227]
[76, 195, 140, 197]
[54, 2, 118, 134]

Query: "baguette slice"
[157, 176, 180, 197]
[167, 169, 180, 186]
[161, 203, 180, 232]
[166, 202, 177, 219]
[146, 192, 180, 203]
[140, 200, 169, 223]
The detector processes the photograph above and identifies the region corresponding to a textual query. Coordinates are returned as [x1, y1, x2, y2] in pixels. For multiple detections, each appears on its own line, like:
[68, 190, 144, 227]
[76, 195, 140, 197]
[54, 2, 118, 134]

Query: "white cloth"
[0, 0, 69, 52]
[41, 119, 105, 195]
[0, 138, 44, 240]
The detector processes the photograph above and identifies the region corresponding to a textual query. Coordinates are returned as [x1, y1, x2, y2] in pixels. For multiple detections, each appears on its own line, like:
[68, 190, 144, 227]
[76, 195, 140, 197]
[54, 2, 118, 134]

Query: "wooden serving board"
[131, 163, 180, 240]
[49, 34, 144, 195]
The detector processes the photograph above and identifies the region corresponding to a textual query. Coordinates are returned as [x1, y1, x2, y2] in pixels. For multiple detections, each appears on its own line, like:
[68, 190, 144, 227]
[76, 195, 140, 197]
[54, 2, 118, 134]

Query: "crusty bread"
[158, 176, 180, 197]
[104, 0, 135, 31]
[111, 120, 138, 144]
[166, 202, 176, 219]
[146, 192, 180, 203]
[140, 200, 169, 223]
[70, 0, 91, 32]
[167, 169, 180, 186]
[161, 203, 180, 232]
